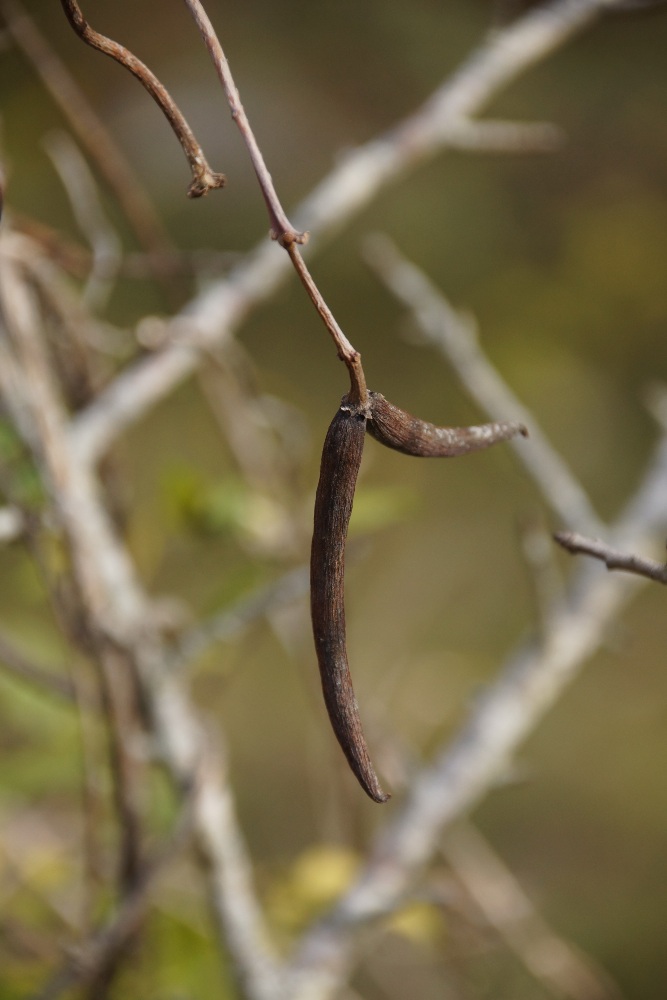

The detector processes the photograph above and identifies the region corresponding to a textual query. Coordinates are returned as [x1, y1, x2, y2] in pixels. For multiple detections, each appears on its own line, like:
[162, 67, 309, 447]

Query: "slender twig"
[6, 211, 92, 279]
[3, 230, 130, 371]
[171, 564, 310, 671]
[0, 0, 181, 297]
[180, 0, 302, 240]
[0, 250, 145, 901]
[196, 340, 308, 556]
[70, 660, 108, 932]
[58, 0, 226, 198]
[34, 802, 195, 1000]
[180, 0, 367, 400]
[554, 530, 667, 583]
[442, 117, 564, 153]
[364, 234, 606, 537]
[96, 644, 145, 897]
[0, 504, 24, 541]
[518, 516, 565, 636]
[443, 823, 621, 1000]
[44, 131, 122, 312]
[287, 243, 368, 402]
[0, 629, 77, 702]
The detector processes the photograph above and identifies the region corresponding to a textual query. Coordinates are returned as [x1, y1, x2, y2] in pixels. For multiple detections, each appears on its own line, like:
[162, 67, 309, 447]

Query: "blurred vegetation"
[1, 1, 667, 997]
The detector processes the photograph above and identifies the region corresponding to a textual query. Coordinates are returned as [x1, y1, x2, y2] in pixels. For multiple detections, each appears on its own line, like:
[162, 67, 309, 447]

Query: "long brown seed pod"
[311, 389, 527, 802]
[311, 396, 390, 803]
[367, 391, 527, 456]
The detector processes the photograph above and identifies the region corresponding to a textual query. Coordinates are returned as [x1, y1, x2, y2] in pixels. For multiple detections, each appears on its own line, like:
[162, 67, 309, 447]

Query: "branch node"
[187, 168, 227, 199]
[274, 228, 310, 248]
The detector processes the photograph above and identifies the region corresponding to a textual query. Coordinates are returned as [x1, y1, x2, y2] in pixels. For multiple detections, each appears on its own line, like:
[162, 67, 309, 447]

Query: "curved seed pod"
[311, 397, 390, 803]
[367, 391, 527, 457]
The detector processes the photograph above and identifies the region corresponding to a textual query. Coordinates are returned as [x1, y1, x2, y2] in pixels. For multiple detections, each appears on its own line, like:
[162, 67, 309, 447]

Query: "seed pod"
[311, 396, 390, 803]
[367, 391, 527, 457]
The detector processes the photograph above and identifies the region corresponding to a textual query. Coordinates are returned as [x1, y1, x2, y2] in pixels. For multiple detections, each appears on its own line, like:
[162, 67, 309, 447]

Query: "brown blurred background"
[1, 1, 667, 997]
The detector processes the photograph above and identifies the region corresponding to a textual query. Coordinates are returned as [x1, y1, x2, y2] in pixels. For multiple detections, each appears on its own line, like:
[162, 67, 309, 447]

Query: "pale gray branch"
[34, 802, 194, 1000]
[0, 251, 282, 1000]
[431, 117, 564, 154]
[172, 564, 309, 671]
[364, 233, 606, 537]
[0, 504, 24, 541]
[443, 823, 622, 1000]
[44, 130, 122, 312]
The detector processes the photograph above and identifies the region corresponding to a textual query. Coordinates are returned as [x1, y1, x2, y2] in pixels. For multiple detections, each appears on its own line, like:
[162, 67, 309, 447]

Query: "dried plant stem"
[0, 630, 77, 702]
[58, 0, 226, 198]
[0, 254, 144, 903]
[285, 243, 367, 399]
[44, 131, 122, 312]
[180, 0, 368, 400]
[1, 0, 180, 294]
[443, 823, 621, 1000]
[35, 805, 194, 1000]
[180, 0, 301, 241]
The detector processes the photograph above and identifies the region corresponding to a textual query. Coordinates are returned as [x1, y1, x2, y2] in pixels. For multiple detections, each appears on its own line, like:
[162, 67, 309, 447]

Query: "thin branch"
[180, 0, 367, 400]
[70, 0, 628, 468]
[43, 131, 122, 312]
[363, 234, 606, 537]
[58, 0, 225, 198]
[180, 0, 301, 240]
[96, 644, 145, 898]
[443, 823, 622, 1000]
[0, 629, 77, 702]
[196, 340, 308, 549]
[284, 242, 360, 367]
[0, 504, 24, 541]
[171, 564, 310, 671]
[6, 211, 92, 280]
[3, 230, 131, 374]
[554, 530, 667, 583]
[442, 117, 565, 153]
[0, 249, 145, 903]
[0, 0, 181, 296]
[518, 516, 566, 635]
[34, 802, 195, 1000]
